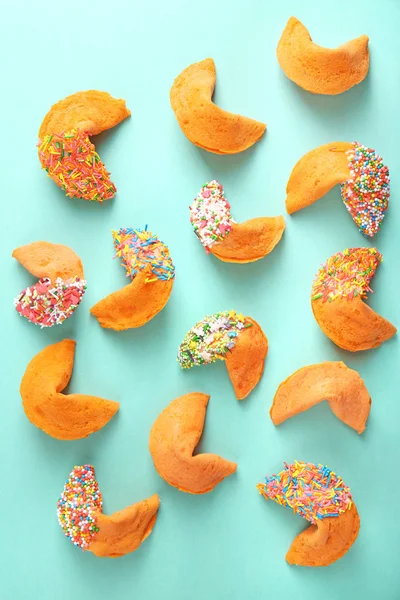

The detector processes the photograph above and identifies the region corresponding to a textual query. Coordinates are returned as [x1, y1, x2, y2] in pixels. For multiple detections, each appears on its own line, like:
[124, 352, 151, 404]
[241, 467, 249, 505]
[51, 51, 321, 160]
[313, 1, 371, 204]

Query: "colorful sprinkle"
[189, 180, 233, 252]
[256, 461, 352, 524]
[38, 129, 116, 201]
[14, 276, 86, 327]
[178, 310, 250, 369]
[311, 247, 381, 302]
[341, 142, 390, 237]
[57, 465, 102, 550]
[112, 226, 175, 282]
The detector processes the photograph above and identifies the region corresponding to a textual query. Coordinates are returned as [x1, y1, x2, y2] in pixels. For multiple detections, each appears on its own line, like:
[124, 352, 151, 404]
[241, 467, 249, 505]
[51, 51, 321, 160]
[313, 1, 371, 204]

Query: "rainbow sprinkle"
[38, 129, 116, 201]
[14, 276, 86, 327]
[189, 180, 234, 252]
[257, 461, 352, 524]
[178, 310, 250, 369]
[311, 248, 381, 303]
[57, 465, 102, 551]
[112, 226, 175, 282]
[341, 142, 390, 237]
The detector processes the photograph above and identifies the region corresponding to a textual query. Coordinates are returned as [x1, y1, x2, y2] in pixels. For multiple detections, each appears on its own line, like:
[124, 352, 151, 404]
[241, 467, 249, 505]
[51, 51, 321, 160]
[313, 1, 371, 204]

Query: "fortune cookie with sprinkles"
[277, 17, 369, 95]
[170, 58, 265, 154]
[20, 340, 119, 440]
[91, 227, 175, 330]
[13, 241, 86, 328]
[58, 465, 159, 557]
[285, 142, 390, 237]
[38, 90, 130, 201]
[149, 393, 237, 494]
[270, 362, 371, 434]
[178, 311, 268, 400]
[311, 248, 396, 351]
[257, 461, 360, 566]
[190, 180, 285, 262]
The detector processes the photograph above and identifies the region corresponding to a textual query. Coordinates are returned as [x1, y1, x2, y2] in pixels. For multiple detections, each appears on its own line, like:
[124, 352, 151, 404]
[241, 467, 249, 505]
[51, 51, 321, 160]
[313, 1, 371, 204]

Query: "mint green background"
[1, 0, 399, 598]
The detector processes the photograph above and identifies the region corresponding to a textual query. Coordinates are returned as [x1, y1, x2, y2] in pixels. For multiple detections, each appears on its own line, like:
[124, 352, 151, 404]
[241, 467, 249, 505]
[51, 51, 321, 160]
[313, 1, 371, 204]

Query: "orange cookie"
[270, 361, 371, 434]
[257, 461, 360, 566]
[149, 393, 237, 494]
[13, 241, 86, 327]
[20, 340, 119, 440]
[58, 465, 159, 557]
[178, 311, 268, 400]
[286, 142, 390, 237]
[170, 58, 266, 154]
[190, 180, 285, 262]
[38, 90, 130, 201]
[311, 248, 396, 351]
[277, 17, 369, 95]
[91, 227, 175, 331]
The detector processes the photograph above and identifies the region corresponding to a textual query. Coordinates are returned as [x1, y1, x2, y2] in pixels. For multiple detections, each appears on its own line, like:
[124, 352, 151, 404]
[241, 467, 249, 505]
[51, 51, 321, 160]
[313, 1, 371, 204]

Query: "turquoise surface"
[1, 0, 400, 598]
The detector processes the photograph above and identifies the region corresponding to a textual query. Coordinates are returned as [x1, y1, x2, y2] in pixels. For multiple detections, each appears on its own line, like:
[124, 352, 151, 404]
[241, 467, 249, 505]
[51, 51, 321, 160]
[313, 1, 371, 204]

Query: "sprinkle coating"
[177, 310, 250, 368]
[341, 142, 390, 237]
[257, 461, 352, 524]
[189, 180, 233, 252]
[38, 129, 116, 201]
[14, 276, 86, 327]
[57, 465, 102, 550]
[112, 226, 175, 282]
[311, 247, 381, 302]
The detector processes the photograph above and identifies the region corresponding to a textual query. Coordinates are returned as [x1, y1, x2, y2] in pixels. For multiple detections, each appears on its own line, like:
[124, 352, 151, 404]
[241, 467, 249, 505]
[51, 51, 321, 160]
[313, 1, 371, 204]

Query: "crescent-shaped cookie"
[90, 227, 175, 330]
[285, 142, 390, 237]
[178, 311, 268, 400]
[170, 58, 265, 154]
[311, 248, 396, 351]
[20, 340, 119, 440]
[149, 393, 237, 494]
[277, 17, 369, 95]
[190, 180, 285, 262]
[58, 465, 159, 557]
[257, 461, 360, 566]
[38, 90, 130, 201]
[270, 361, 371, 433]
[13, 241, 86, 327]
